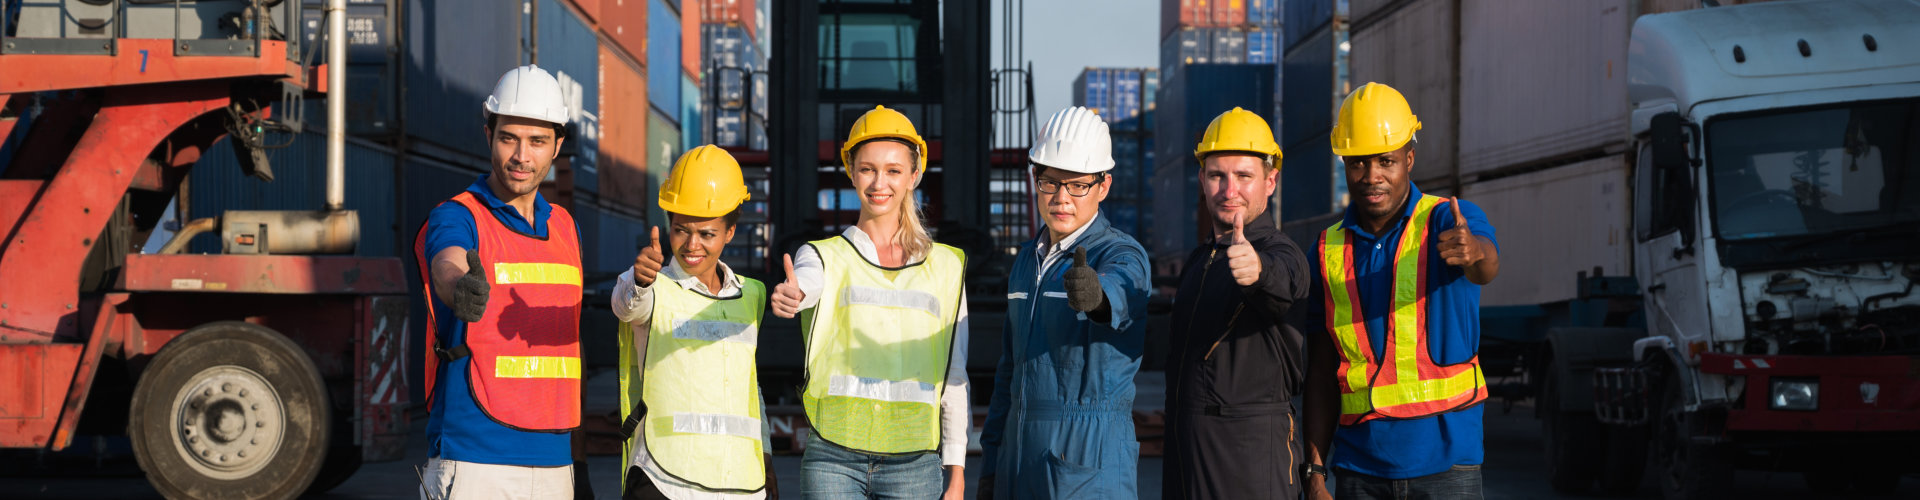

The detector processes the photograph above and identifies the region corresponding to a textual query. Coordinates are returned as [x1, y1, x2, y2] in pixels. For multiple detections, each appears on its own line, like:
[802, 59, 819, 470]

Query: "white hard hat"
[484, 64, 570, 126]
[1028, 106, 1115, 174]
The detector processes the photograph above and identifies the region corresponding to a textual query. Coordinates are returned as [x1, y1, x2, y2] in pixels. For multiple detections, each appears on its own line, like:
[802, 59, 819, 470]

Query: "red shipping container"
[600, 0, 647, 64]
[701, 0, 758, 41]
[1161, 0, 1210, 38]
[1212, 0, 1246, 26]
[600, 45, 652, 211]
[681, 0, 701, 83]
[569, 0, 601, 22]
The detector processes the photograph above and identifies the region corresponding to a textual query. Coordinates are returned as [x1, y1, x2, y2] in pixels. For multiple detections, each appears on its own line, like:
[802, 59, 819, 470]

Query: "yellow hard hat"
[840, 105, 928, 176]
[1332, 82, 1422, 157]
[1193, 107, 1282, 168]
[658, 145, 751, 218]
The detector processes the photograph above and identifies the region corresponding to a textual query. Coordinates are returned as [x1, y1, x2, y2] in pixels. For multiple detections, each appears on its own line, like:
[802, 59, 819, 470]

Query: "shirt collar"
[466, 174, 552, 221]
[660, 259, 743, 296]
[1339, 182, 1424, 238]
[1038, 212, 1104, 255]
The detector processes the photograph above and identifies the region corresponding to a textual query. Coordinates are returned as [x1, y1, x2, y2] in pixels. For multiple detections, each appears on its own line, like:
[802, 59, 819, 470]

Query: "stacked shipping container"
[184, 0, 709, 404]
[1278, 0, 1348, 232]
[1071, 68, 1158, 236]
[1152, 0, 1285, 266]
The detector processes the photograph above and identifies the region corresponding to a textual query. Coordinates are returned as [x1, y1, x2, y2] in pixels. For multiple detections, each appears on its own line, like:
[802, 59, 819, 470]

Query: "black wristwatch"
[1301, 463, 1329, 479]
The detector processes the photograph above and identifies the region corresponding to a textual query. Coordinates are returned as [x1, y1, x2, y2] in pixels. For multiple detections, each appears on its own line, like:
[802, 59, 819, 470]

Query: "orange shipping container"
[681, 0, 701, 82]
[600, 46, 652, 210]
[600, 0, 647, 64]
[569, 0, 601, 22]
[701, 0, 758, 41]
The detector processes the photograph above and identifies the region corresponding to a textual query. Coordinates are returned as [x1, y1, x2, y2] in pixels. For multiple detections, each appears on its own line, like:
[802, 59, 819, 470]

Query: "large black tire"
[1652, 367, 1730, 500]
[129, 321, 330, 500]
[1542, 355, 1602, 493]
[1597, 423, 1649, 496]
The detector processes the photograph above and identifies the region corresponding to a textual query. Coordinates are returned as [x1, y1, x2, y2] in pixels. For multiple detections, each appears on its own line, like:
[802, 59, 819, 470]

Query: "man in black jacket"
[1164, 108, 1312, 499]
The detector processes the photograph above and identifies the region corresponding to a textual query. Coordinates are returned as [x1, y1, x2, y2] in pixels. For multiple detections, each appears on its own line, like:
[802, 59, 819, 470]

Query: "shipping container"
[539, 0, 602, 194]
[681, 0, 701, 82]
[1350, 0, 1395, 23]
[600, 0, 648, 63]
[1160, 27, 1251, 85]
[568, 0, 601, 22]
[600, 46, 651, 211]
[187, 134, 401, 258]
[1249, 0, 1282, 26]
[1349, 0, 1456, 185]
[1285, 0, 1337, 50]
[404, 0, 522, 155]
[701, 0, 759, 40]
[648, 0, 682, 117]
[1211, 27, 1248, 64]
[1457, 0, 1630, 175]
[1247, 27, 1277, 63]
[1279, 131, 1339, 221]
[1162, 0, 1210, 39]
[1281, 27, 1337, 148]
[1073, 68, 1154, 131]
[681, 75, 703, 151]
[646, 109, 682, 228]
[1460, 154, 1630, 305]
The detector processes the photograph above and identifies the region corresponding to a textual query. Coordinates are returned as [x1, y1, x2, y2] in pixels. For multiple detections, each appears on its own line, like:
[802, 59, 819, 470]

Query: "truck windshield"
[1706, 98, 1920, 241]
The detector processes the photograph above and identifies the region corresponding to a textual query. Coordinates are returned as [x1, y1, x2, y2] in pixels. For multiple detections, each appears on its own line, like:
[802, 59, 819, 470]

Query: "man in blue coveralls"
[1302, 82, 1502, 500]
[977, 106, 1153, 499]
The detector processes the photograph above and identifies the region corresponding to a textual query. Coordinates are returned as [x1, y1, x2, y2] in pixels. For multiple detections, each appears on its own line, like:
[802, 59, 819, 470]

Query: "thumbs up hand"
[1438, 197, 1485, 268]
[452, 250, 491, 322]
[771, 254, 805, 318]
[634, 226, 667, 286]
[1226, 212, 1262, 287]
[1064, 247, 1105, 313]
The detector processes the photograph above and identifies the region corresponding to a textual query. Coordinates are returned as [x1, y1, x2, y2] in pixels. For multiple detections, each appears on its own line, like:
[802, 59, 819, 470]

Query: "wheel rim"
[168, 365, 287, 480]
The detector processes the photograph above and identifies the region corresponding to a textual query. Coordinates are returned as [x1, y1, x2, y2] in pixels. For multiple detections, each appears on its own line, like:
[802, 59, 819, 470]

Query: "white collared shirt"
[1035, 212, 1100, 287]
[613, 260, 770, 499]
[790, 225, 972, 466]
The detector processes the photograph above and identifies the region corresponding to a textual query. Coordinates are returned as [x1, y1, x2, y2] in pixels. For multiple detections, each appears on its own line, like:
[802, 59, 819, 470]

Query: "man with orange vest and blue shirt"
[414, 64, 586, 499]
[1302, 82, 1502, 500]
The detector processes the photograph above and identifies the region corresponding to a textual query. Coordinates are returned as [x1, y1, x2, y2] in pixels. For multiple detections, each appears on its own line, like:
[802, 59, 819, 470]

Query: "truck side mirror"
[1650, 112, 1691, 170]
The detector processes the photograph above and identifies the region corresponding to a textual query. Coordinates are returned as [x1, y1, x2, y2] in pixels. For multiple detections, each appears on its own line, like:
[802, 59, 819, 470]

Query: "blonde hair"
[852, 138, 935, 261]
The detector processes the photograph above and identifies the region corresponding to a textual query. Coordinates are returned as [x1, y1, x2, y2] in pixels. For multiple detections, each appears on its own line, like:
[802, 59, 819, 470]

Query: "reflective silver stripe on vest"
[672, 413, 763, 441]
[843, 286, 943, 318]
[826, 374, 940, 405]
[671, 319, 758, 346]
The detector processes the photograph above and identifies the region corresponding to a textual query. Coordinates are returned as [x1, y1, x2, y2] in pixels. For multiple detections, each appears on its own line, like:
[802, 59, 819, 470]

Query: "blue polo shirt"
[421, 175, 574, 466]
[1307, 183, 1498, 479]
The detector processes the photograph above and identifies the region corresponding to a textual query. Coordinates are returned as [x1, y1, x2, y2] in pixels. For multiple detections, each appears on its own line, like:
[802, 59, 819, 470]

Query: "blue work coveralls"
[980, 214, 1153, 499]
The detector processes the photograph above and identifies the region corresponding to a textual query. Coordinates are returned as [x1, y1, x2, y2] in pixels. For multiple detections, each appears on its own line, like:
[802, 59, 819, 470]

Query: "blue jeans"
[800, 433, 944, 500]
[1335, 464, 1483, 500]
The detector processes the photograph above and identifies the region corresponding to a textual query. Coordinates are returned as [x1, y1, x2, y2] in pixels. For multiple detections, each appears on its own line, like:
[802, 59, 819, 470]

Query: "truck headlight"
[1769, 378, 1818, 411]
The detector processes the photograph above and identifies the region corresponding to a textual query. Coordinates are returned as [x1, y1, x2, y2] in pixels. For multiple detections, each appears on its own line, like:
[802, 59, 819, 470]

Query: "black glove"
[451, 250, 491, 322]
[1064, 248, 1104, 313]
[975, 474, 994, 500]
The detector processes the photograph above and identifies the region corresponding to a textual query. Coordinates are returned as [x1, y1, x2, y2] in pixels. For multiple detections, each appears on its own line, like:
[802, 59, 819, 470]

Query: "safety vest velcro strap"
[492, 262, 583, 286]
[843, 286, 943, 318]
[826, 374, 940, 405]
[673, 319, 758, 345]
[672, 413, 763, 441]
[435, 344, 472, 362]
[494, 356, 582, 379]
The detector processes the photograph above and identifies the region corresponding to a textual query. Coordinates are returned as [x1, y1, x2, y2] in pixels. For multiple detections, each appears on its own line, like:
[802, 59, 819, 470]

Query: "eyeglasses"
[1035, 176, 1103, 197]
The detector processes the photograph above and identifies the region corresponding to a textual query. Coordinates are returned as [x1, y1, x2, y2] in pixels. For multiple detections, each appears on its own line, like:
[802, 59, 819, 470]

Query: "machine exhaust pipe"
[324, 0, 347, 211]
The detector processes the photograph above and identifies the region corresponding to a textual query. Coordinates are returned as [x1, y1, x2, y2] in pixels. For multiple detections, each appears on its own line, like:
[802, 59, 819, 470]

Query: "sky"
[990, 0, 1158, 135]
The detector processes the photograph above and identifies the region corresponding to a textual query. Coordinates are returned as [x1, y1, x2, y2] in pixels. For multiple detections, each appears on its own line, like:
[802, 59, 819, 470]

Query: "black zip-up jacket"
[1163, 212, 1312, 499]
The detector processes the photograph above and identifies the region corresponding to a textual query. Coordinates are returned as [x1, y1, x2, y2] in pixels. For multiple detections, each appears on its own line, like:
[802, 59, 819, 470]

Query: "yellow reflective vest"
[618, 276, 766, 493]
[1320, 194, 1488, 425]
[800, 237, 966, 454]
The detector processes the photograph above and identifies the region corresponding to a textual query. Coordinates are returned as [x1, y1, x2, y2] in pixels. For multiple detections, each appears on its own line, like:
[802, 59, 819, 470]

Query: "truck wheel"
[129, 322, 330, 500]
[1542, 355, 1601, 493]
[1652, 369, 1729, 500]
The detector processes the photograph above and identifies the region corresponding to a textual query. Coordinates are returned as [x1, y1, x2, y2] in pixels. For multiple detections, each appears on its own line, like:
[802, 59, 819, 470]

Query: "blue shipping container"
[1154, 64, 1278, 176]
[188, 134, 400, 258]
[1282, 28, 1336, 148]
[681, 75, 703, 150]
[539, 0, 601, 195]
[1285, 0, 1337, 50]
[1073, 68, 1153, 131]
[1247, 28, 1277, 64]
[649, 0, 683, 118]
[1249, 0, 1282, 27]
[404, 0, 522, 156]
[1281, 130, 1336, 222]
[1212, 27, 1247, 64]
[1159, 28, 1209, 86]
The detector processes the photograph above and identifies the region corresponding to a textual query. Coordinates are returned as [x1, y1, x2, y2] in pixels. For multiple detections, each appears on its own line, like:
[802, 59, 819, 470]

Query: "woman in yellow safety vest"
[770, 106, 971, 500]
[612, 145, 778, 499]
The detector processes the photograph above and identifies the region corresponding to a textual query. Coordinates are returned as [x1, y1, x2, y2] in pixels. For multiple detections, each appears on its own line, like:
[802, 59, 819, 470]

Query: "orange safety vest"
[1319, 194, 1487, 426]
[414, 191, 584, 432]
